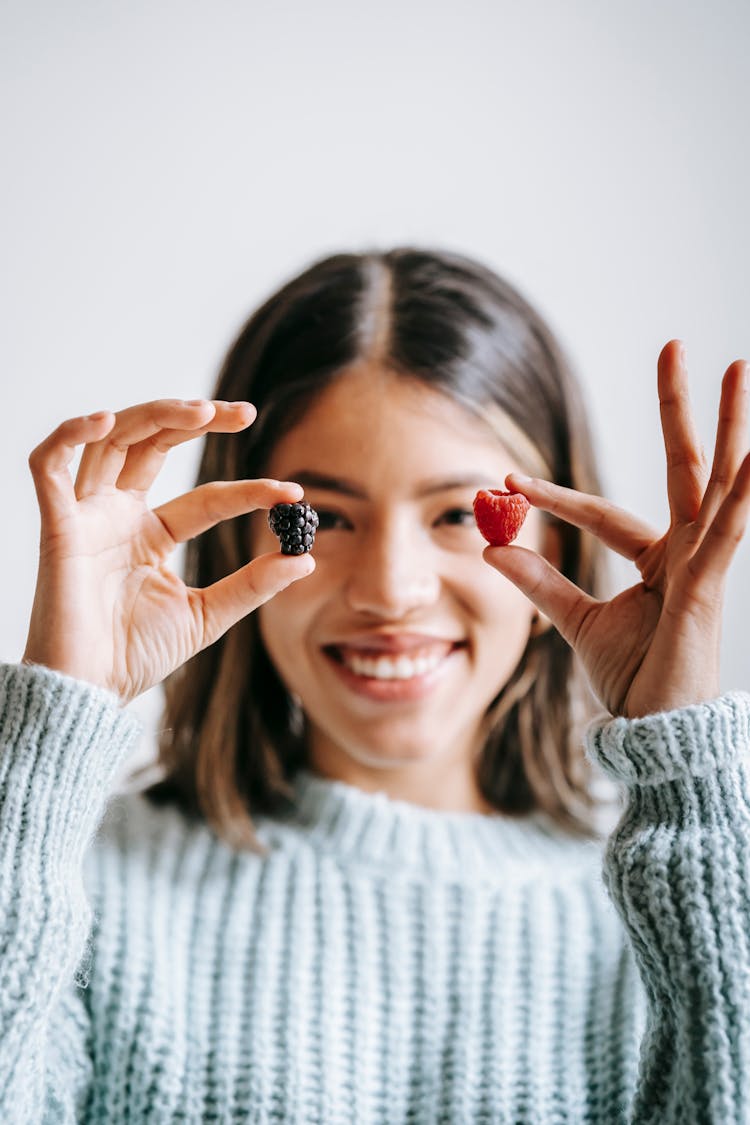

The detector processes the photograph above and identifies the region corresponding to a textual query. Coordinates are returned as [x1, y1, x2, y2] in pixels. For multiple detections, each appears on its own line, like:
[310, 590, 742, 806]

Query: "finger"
[27, 411, 116, 523]
[153, 478, 305, 544]
[687, 450, 750, 587]
[504, 473, 658, 561]
[483, 543, 599, 651]
[658, 339, 708, 524]
[75, 398, 217, 497]
[196, 551, 315, 650]
[115, 401, 256, 494]
[697, 359, 750, 529]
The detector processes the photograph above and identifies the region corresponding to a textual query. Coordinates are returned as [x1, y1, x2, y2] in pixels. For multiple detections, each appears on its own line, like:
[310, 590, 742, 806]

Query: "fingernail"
[185, 398, 206, 406]
[510, 473, 532, 484]
[679, 343, 687, 364]
[86, 411, 109, 421]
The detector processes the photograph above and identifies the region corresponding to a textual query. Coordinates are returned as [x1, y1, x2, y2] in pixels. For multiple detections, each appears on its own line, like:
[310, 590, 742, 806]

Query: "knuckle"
[27, 446, 44, 474]
[667, 451, 703, 471]
[28, 428, 64, 473]
[194, 590, 215, 647]
[729, 478, 749, 503]
[561, 601, 585, 648]
[243, 566, 264, 603]
[590, 503, 608, 538]
[146, 433, 174, 455]
[200, 481, 227, 520]
[28, 421, 73, 475]
[720, 523, 745, 549]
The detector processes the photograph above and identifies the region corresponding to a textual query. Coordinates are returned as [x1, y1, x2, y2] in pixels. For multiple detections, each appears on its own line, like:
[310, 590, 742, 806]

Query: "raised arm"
[586, 690, 750, 1123]
[1, 399, 314, 1120]
[483, 341, 750, 1122]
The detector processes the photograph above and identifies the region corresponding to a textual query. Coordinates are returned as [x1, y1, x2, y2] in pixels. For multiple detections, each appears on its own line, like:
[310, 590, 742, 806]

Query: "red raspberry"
[473, 489, 530, 546]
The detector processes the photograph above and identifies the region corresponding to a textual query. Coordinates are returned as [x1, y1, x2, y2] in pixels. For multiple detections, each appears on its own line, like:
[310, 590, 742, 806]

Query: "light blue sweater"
[1, 661, 749, 1123]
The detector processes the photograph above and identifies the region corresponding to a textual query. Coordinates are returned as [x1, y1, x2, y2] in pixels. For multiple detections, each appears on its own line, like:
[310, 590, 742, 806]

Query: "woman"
[2, 248, 749, 1122]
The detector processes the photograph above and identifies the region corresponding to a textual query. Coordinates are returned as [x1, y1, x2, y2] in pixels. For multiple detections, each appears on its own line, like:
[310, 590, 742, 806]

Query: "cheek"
[256, 562, 331, 688]
[258, 577, 311, 644]
[459, 559, 536, 643]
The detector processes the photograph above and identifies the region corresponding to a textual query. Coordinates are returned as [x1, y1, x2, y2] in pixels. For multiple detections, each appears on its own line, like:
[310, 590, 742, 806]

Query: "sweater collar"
[263, 769, 604, 882]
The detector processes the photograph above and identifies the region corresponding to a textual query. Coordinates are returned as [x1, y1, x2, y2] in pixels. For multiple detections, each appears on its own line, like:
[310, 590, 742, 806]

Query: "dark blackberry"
[268, 501, 320, 555]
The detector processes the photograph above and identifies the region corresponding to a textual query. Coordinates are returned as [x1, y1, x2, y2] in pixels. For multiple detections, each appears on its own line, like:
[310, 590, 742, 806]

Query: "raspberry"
[473, 489, 530, 546]
[268, 501, 320, 555]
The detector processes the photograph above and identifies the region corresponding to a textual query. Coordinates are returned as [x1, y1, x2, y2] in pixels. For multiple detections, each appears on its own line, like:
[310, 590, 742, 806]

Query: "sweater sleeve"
[0, 662, 141, 1123]
[585, 691, 750, 1125]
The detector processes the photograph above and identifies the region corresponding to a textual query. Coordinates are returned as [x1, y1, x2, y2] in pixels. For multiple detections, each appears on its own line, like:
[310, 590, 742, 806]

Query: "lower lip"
[323, 645, 463, 702]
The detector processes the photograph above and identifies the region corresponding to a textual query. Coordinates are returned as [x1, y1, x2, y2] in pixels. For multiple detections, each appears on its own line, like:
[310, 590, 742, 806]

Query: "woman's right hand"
[22, 399, 314, 704]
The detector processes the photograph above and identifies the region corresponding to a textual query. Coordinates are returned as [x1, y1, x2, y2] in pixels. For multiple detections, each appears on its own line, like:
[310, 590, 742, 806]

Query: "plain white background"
[2, 0, 748, 766]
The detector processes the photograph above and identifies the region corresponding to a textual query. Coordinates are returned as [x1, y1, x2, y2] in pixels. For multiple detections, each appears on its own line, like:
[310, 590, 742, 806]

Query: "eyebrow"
[289, 470, 493, 499]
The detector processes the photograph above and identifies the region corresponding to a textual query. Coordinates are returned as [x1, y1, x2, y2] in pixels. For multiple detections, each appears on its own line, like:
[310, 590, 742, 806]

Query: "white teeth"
[342, 648, 449, 680]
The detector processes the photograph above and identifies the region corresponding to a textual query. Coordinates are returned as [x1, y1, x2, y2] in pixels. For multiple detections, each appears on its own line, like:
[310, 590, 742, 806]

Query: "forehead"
[265, 368, 521, 484]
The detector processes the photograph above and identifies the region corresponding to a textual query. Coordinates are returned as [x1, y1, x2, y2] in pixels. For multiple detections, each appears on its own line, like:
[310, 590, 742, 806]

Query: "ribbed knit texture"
[1, 662, 749, 1123]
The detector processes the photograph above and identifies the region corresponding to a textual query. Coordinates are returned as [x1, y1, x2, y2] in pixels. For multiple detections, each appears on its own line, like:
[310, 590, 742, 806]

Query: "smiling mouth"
[324, 642, 464, 681]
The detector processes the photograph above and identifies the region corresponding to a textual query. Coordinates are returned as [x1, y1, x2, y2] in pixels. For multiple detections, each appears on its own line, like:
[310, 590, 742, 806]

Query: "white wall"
[2, 0, 748, 763]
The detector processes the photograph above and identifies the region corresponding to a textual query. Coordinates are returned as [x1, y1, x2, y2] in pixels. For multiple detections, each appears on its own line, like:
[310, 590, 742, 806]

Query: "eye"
[314, 508, 352, 532]
[437, 508, 476, 528]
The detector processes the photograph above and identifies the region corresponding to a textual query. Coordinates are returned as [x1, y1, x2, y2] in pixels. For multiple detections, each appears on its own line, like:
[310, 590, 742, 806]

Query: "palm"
[573, 582, 663, 717]
[49, 495, 200, 697]
[487, 342, 750, 718]
[24, 399, 312, 702]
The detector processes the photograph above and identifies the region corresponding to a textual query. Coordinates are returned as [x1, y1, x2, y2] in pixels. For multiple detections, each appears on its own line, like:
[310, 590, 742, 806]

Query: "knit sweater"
[1, 664, 749, 1124]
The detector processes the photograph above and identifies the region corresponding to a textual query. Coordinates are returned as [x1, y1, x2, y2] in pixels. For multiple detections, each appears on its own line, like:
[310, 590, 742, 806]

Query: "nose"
[344, 515, 441, 619]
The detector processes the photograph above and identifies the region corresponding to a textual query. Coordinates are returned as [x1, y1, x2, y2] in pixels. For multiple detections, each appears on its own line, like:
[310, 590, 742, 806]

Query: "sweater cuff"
[584, 691, 750, 786]
[0, 662, 142, 860]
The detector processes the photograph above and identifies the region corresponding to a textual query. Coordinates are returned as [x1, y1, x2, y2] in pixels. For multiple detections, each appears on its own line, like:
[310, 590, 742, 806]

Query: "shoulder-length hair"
[136, 248, 610, 850]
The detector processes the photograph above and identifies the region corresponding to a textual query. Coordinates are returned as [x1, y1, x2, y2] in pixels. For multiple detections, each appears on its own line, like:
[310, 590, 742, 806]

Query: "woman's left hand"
[484, 340, 750, 718]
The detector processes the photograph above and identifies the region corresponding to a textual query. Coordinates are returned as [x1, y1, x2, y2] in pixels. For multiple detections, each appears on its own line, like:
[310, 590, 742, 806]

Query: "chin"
[317, 726, 455, 773]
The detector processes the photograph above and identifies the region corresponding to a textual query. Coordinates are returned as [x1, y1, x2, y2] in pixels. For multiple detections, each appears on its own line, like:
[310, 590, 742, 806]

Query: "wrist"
[585, 690, 750, 787]
[20, 654, 126, 707]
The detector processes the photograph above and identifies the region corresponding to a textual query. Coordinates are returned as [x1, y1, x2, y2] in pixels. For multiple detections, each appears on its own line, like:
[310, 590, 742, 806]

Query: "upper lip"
[325, 632, 464, 654]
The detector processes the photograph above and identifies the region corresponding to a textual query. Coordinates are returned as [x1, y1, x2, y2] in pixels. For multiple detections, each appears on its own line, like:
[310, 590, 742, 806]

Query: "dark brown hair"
[136, 248, 610, 850]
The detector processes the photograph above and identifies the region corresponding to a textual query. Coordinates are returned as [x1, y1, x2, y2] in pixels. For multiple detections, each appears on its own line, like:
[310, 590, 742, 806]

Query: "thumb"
[198, 551, 315, 650]
[483, 544, 596, 649]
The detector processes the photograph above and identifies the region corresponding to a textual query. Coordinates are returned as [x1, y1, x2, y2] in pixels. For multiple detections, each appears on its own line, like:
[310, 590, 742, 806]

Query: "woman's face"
[251, 366, 552, 804]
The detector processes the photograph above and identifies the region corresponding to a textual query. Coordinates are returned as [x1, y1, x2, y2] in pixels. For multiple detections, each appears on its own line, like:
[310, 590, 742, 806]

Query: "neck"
[265, 769, 592, 885]
[306, 738, 496, 816]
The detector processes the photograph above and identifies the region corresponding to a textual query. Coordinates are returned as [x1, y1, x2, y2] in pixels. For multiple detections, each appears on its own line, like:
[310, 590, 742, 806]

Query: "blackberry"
[268, 501, 319, 555]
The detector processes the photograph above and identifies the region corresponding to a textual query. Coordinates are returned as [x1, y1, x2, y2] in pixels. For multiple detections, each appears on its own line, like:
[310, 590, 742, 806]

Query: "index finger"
[482, 543, 599, 651]
[153, 478, 306, 545]
[504, 473, 658, 561]
[74, 398, 222, 498]
[114, 401, 257, 494]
